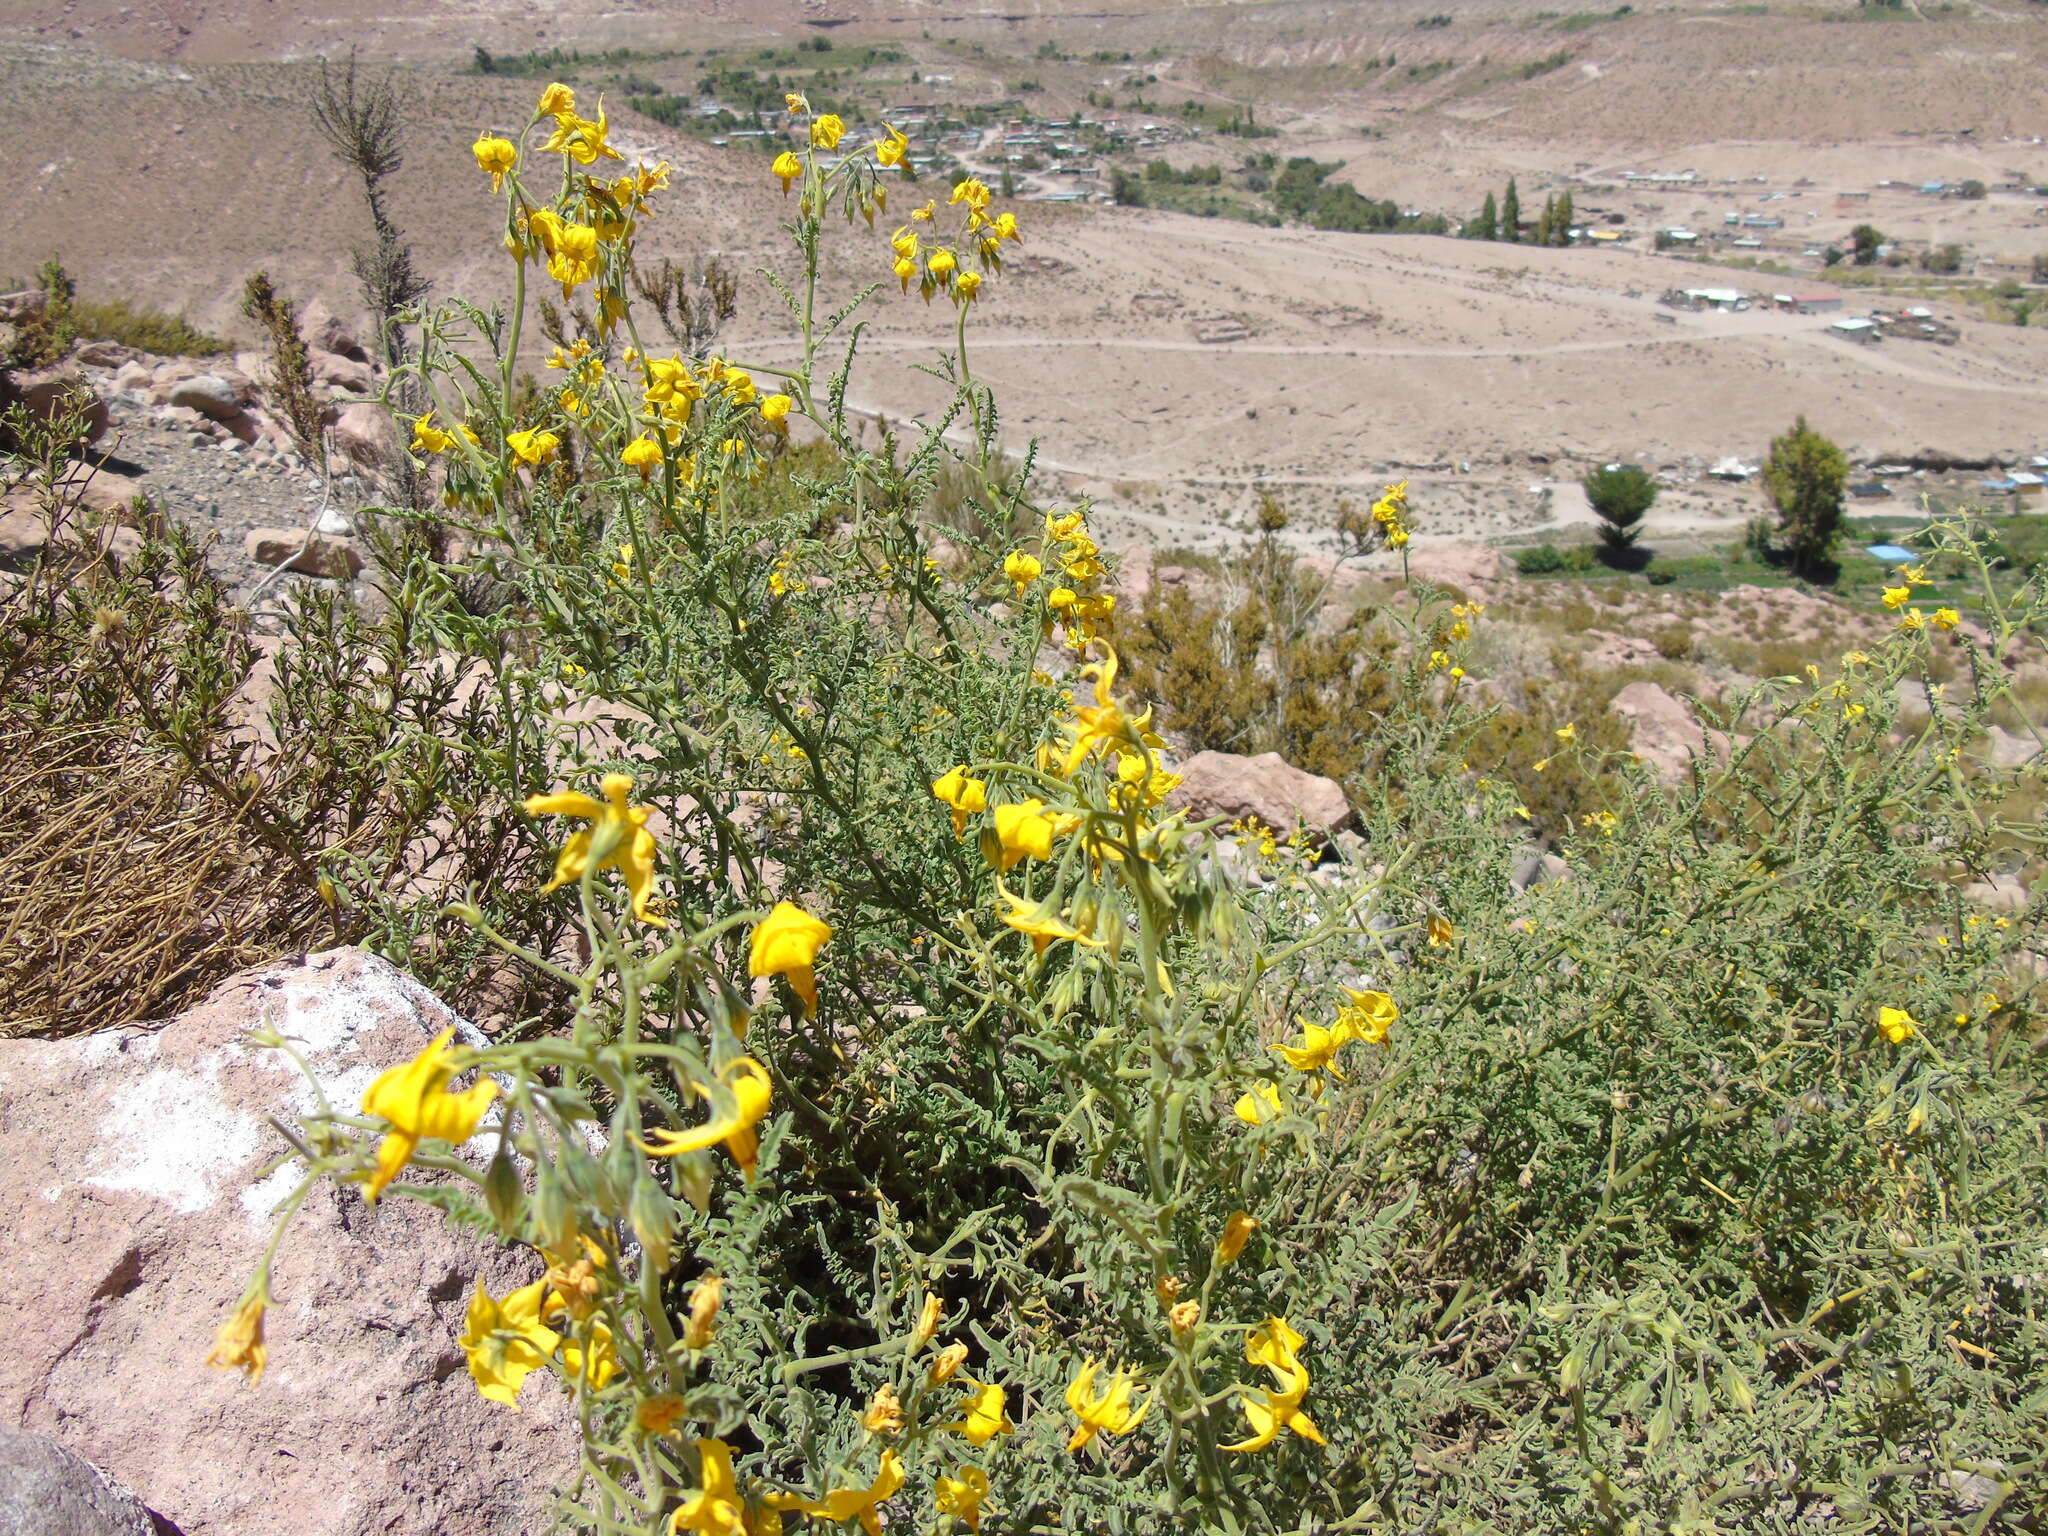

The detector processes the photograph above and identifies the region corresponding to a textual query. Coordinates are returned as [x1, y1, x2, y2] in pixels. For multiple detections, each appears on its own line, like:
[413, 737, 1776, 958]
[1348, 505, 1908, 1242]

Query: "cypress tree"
[1555, 190, 1575, 246]
[1502, 177, 1520, 242]
[1472, 190, 1497, 240]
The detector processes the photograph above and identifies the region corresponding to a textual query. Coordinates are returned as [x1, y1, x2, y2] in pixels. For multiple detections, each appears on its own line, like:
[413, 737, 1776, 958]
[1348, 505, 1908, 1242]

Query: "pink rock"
[244, 527, 363, 579]
[0, 949, 577, 1536]
[1167, 750, 1352, 836]
[330, 400, 390, 468]
[306, 347, 374, 394]
[1609, 680, 1711, 780]
[4, 360, 109, 443]
[1402, 541, 1505, 593]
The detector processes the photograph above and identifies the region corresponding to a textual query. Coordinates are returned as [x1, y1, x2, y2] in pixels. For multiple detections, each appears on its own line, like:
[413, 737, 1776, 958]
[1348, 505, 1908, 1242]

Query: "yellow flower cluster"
[888, 178, 1023, 306]
[1371, 480, 1412, 549]
[1040, 509, 1116, 648]
[1880, 564, 1961, 633]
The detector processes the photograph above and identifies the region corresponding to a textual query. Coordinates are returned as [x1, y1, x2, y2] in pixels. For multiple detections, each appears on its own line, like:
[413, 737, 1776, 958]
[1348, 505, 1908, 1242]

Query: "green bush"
[10, 83, 2045, 1536]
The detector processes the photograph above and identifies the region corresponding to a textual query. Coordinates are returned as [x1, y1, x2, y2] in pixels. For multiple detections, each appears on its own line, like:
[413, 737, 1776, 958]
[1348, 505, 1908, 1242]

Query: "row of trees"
[1459, 179, 1573, 246]
[1583, 418, 1849, 577]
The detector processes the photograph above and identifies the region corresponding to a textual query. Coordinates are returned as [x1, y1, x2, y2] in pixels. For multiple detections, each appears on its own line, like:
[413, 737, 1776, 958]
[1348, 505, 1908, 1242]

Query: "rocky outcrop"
[0, 948, 577, 1536]
[0, 1429, 159, 1536]
[1609, 681, 1712, 781]
[1168, 750, 1352, 836]
[244, 527, 363, 579]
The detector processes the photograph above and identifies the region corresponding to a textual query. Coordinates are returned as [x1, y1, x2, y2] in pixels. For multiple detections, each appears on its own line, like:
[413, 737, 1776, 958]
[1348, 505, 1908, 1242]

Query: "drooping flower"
[765, 1452, 906, 1536]
[874, 123, 910, 167]
[523, 772, 667, 926]
[638, 1056, 775, 1177]
[932, 766, 989, 838]
[622, 436, 663, 480]
[863, 1383, 905, 1435]
[541, 105, 623, 164]
[1234, 1079, 1285, 1125]
[1274, 1021, 1350, 1088]
[1065, 1358, 1150, 1452]
[934, 1466, 988, 1532]
[749, 901, 833, 1016]
[773, 150, 803, 194]
[1216, 1211, 1258, 1267]
[682, 1274, 724, 1350]
[930, 1341, 969, 1384]
[954, 270, 983, 304]
[998, 888, 1100, 959]
[1427, 915, 1455, 947]
[359, 1026, 499, 1201]
[669, 1439, 749, 1536]
[759, 393, 793, 425]
[785, 92, 810, 113]
[1878, 1005, 1919, 1045]
[927, 247, 958, 282]
[811, 113, 847, 150]
[991, 799, 1078, 870]
[943, 1380, 1015, 1446]
[459, 1278, 562, 1407]
[559, 1315, 620, 1391]
[411, 411, 457, 455]
[1223, 1316, 1325, 1452]
[472, 134, 518, 192]
[1334, 987, 1397, 1045]
[1932, 607, 1960, 630]
[1002, 550, 1042, 595]
[206, 1287, 268, 1383]
[536, 82, 576, 118]
[635, 1393, 688, 1437]
[507, 428, 561, 466]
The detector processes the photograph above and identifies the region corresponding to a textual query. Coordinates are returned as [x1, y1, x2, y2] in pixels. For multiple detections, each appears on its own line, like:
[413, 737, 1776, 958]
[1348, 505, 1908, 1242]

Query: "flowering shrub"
[188, 83, 2046, 1532]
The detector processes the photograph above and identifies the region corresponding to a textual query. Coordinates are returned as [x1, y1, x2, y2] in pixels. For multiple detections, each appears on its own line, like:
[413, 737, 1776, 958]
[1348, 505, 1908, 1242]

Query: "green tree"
[1849, 223, 1884, 266]
[1465, 190, 1498, 240]
[1534, 194, 1556, 246]
[1582, 463, 1657, 550]
[1823, 245, 1845, 268]
[1502, 177, 1521, 242]
[1762, 415, 1849, 576]
[1554, 190, 1575, 245]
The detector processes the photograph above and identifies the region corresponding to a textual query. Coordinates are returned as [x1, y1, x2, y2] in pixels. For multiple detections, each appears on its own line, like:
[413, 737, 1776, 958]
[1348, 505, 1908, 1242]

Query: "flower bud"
[629, 1177, 675, 1273]
[1216, 1211, 1258, 1267]
[683, 1274, 723, 1350]
[929, 1342, 969, 1384]
[484, 1148, 524, 1229]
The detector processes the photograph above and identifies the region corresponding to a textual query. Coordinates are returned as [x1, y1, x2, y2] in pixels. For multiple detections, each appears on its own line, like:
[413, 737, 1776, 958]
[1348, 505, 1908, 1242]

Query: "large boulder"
[1167, 750, 1352, 836]
[0, 1429, 158, 1536]
[0, 948, 578, 1536]
[1609, 681, 1711, 781]
[167, 371, 253, 422]
[330, 400, 391, 468]
[1401, 540, 1505, 593]
[3, 360, 110, 443]
[244, 527, 363, 580]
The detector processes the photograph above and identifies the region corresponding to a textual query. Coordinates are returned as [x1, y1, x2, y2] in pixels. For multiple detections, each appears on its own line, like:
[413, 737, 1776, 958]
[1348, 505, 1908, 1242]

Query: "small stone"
[0, 1428, 157, 1536]
[244, 527, 363, 579]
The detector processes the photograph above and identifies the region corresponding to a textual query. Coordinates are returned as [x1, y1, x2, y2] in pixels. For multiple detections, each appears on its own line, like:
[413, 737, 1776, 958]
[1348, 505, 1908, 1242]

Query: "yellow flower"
[622, 436, 663, 480]
[991, 798, 1077, 869]
[460, 1278, 561, 1407]
[932, 766, 989, 838]
[920, 1343, 969, 1387]
[507, 428, 561, 466]
[1878, 1006, 1919, 1045]
[772, 150, 803, 194]
[472, 134, 518, 192]
[1002, 550, 1042, 595]
[749, 900, 833, 1016]
[670, 1439, 749, 1536]
[1274, 1022, 1351, 1081]
[411, 410, 457, 455]
[785, 92, 810, 113]
[950, 177, 992, 214]
[863, 1383, 905, 1435]
[1334, 987, 1397, 1045]
[1234, 1080, 1284, 1126]
[928, 247, 958, 282]
[541, 106, 622, 164]
[1216, 1211, 1258, 1266]
[811, 114, 847, 150]
[1900, 562, 1928, 583]
[954, 270, 983, 304]
[874, 123, 909, 166]
[934, 1466, 988, 1532]
[682, 1274, 724, 1350]
[1065, 1358, 1150, 1452]
[1554, 723, 1576, 745]
[1427, 915, 1455, 947]
[1223, 1316, 1324, 1452]
[943, 1380, 1014, 1446]
[560, 1316, 619, 1391]
[359, 1026, 498, 1201]
[1881, 584, 1913, 610]
[635, 1393, 687, 1437]
[536, 82, 576, 118]
[1932, 607, 1960, 630]
[990, 210, 1021, 243]
[545, 222, 600, 295]
[206, 1288, 268, 1383]
[999, 888, 1101, 958]
[893, 254, 918, 292]
[765, 1451, 905, 1536]
[524, 772, 667, 926]
[759, 393, 793, 426]
[638, 1056, 775, 1177]
[1899, 607, 1926, 632]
